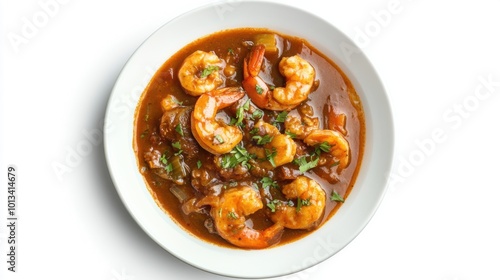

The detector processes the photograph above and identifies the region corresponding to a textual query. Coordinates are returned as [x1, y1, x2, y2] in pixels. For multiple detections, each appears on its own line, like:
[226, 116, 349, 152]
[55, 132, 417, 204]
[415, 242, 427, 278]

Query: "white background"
[1, 0, 500, 279]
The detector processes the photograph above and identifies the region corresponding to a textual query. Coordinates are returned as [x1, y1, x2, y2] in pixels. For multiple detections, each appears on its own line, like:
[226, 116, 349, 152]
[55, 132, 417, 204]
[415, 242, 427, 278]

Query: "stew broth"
[134, 28, 365, 248]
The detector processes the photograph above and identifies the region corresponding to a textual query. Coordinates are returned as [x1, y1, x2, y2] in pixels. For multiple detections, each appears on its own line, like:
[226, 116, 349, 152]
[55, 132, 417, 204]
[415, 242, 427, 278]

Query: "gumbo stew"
[134, 28, 365, 249]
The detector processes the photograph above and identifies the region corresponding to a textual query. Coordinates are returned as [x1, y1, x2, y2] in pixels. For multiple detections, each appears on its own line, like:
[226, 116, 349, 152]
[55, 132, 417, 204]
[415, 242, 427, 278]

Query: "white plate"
[104, 1, 394, 278]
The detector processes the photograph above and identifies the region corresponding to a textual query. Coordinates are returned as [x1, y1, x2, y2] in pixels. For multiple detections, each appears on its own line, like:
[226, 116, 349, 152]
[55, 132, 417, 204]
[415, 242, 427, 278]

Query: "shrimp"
[191, 87, 245, 155]
[201, 186, 284, 249]
[303, 129, 350, 172]
[160, 94, 181, 112]
[284, 115, 319, 140]
[242, 44, 316, 111]
[270, 176, 326, 229]
[247, 119, 296, 168]
[178, 50, 224, 96]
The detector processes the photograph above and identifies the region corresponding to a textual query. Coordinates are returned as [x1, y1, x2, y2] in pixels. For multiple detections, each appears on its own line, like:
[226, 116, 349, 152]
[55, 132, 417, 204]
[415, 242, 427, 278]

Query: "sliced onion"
[170, 185, 188, 203]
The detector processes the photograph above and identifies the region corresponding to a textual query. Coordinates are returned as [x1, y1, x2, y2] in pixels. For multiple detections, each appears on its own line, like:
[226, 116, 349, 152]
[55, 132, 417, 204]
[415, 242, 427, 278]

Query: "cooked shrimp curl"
[199, 186, 284, 249]
[270, 176, 326, 229]
[304, 129, 350, 172]
[191, 87, 245, 155]
[247, 119, 297, 168]
[242, 44, 316, 111]
[178, 50, 224, 96]
[284, 115, 319, 140]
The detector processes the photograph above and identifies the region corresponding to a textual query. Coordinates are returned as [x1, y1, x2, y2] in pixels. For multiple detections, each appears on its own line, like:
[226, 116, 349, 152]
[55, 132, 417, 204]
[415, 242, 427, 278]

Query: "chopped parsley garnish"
[293, 156, 319, 173]
[267, 199, 279, 212]
[330, 190, 345, 202]
[233, 99, 250, 127]
[296, 197, 311, 212]
[260, 177, 279, 189]
[197, 160, 202, 169]
[249, 127, 259, 135]
[200, 65, 219, 78]
[228, 48, 234, 55]
[221, 145, 255, 169]
[172, 141, 183, 156]
[285, 130, 297, 138]
[160, 153, 168, 165]
[255, 84, 264, 95]
[274, 111, 288, 124]
[252, 134, 273, 145]
[314, 141, 332, 155]
[267, 199, 294, 212]
[265, 147, 277, 167]
[252, 109, 264, 120]
[172, 141, 181, 150]
[214, 134, 225, 144]
[331, 161, 340, 167]
[227, 211, 238, 219]
[164, 162, 173, 173]
[175, 123, 184, 136]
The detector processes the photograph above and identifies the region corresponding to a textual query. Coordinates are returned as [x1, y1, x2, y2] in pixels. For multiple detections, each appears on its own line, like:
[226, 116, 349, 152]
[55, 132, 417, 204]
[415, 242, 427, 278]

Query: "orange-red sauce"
[133, 28, 365, 248]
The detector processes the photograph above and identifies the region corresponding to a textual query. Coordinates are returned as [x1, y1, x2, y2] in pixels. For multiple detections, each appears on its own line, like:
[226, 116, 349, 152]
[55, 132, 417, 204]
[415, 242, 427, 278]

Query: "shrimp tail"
[231, 223, 284, 249]
[244, 44, 266, 78]
[208, 87, 246, 109]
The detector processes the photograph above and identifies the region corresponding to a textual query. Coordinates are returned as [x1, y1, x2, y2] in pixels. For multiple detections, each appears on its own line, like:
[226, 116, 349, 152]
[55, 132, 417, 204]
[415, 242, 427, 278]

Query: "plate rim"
[103, 0, 395, 278]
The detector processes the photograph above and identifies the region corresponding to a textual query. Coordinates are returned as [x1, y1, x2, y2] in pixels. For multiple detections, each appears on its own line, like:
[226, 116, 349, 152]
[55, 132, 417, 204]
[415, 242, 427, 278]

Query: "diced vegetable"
[169, 155, 190, 179]
[170, 185, 188, 203]
[254, 34, 278, 53]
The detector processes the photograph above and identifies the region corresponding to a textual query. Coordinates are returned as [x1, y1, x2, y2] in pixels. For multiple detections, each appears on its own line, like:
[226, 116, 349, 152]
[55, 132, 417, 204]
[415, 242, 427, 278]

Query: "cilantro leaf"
[200, 65, 219, 78]
[285, 130, 297, 138]
[172, 141, 181, 150]
[172, 141, 183, 156]
[175, 123, 184, 136]
[314, 141, 331, 156]
[273, 111, 288, 124]
[260, 177, 279, 189]
[221, 145, 255, 169]
[255, 84, 264, 95]
[252, 134, 273, 145]
[164, 163, 173, 173]
[214, 134, 224, 144]
[296, 197, 311, 212]
[267, 199, 279, 212]
[160, 152, 168, 165]
[330, 190, 345, 202]
[265, 147, 277, 167]
[227, 211, 238, 219]
[234, 99, 250, 127]
[252, 109, 264, 120]
[293, 156, 319, 173]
